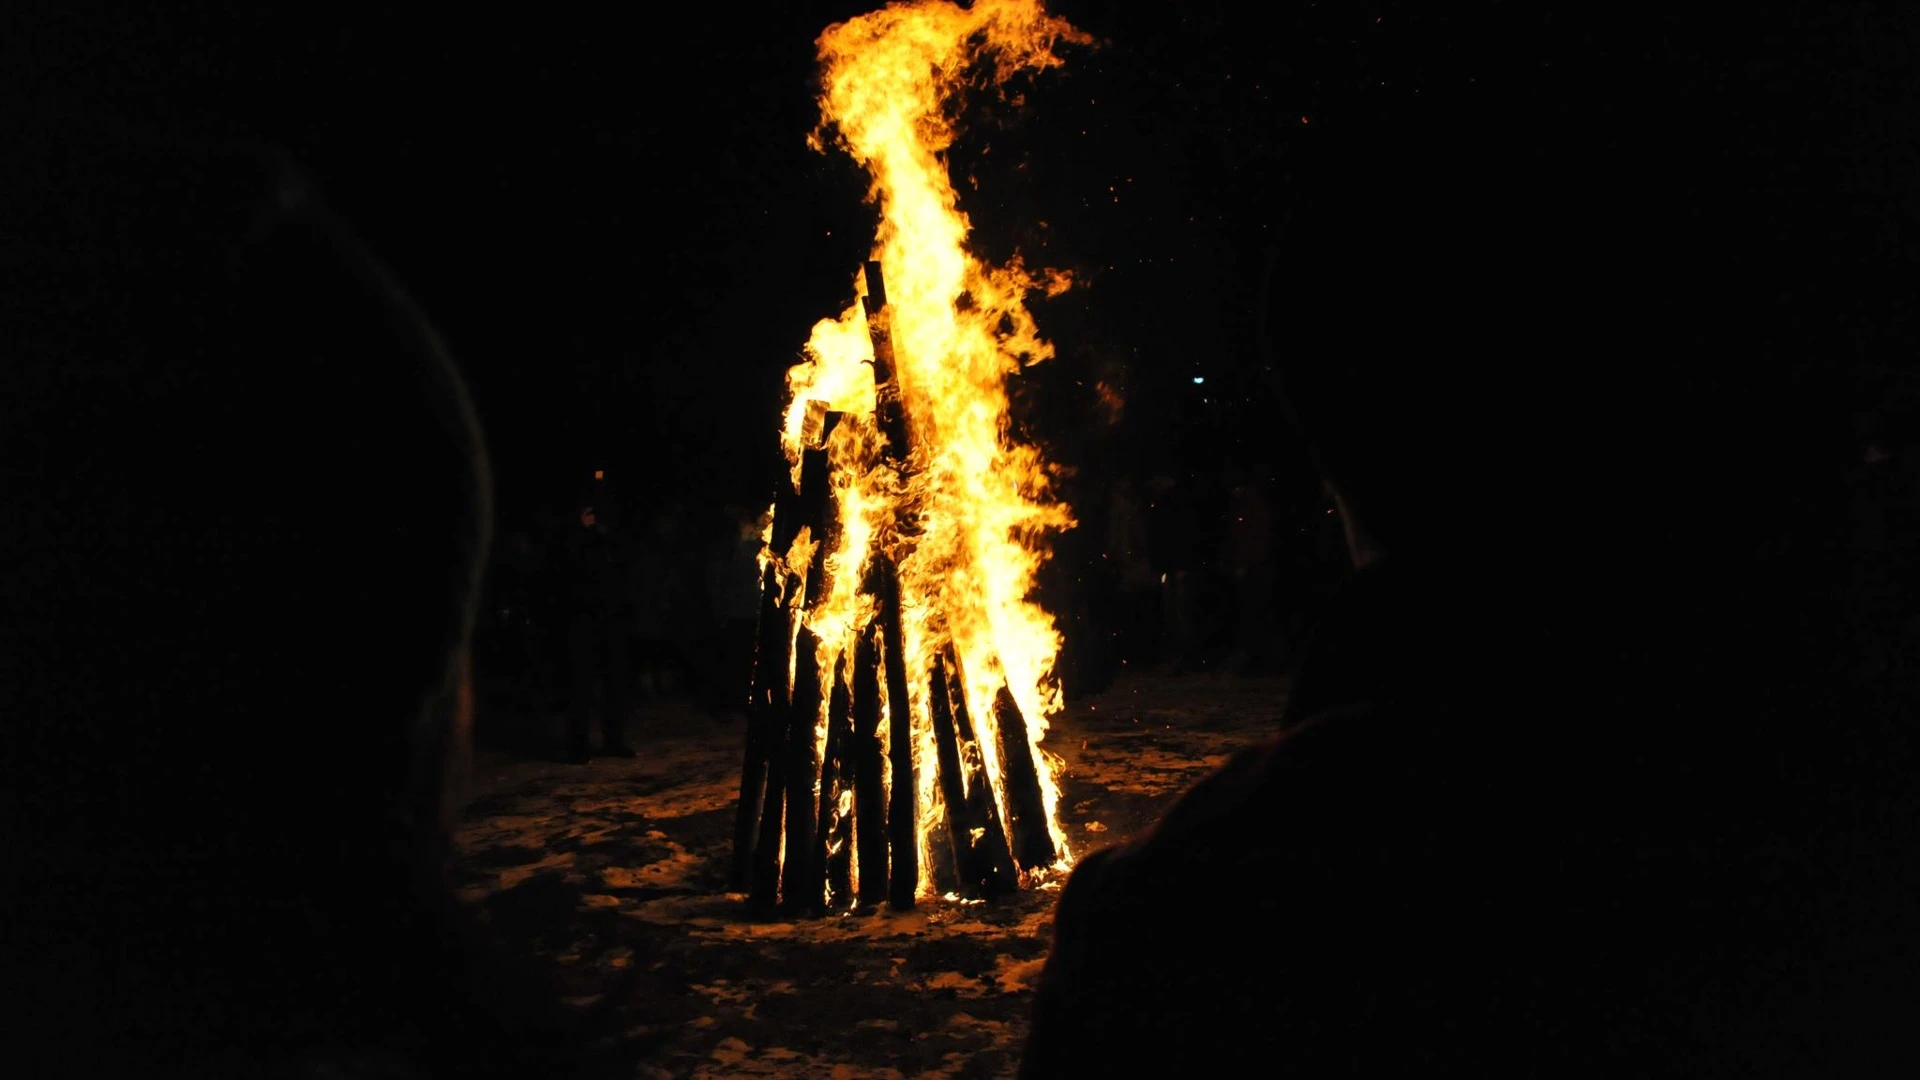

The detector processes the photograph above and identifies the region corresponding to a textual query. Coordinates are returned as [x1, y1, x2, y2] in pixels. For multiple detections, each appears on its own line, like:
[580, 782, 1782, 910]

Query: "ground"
[451, 670, 1290, 1078]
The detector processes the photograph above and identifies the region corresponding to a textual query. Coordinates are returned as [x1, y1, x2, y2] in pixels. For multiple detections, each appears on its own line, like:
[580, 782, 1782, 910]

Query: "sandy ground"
[451, 670, 1289, 1079]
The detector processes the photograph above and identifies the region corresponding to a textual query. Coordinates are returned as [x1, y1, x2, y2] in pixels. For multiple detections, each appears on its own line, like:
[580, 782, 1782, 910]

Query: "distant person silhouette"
[562, 494, 637, 762]
[478, 529, 552, 735]
[705, 503, 768, 716]
[1020, 9, 1919, 1077]
[628, 500, 692, 702]
[5, 135, 651, 1077]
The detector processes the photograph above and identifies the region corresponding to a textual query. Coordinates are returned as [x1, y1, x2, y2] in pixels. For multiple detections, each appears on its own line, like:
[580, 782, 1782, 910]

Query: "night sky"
[12, 2, 1918, 538]
[10, 2, 1362, 532]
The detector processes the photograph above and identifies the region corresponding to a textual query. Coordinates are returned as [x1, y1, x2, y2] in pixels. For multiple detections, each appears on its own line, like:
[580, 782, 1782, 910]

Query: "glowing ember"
[733, 0, 1087, 914]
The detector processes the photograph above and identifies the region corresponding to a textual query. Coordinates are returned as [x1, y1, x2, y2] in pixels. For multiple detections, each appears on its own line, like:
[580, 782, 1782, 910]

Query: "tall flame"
[780, 0, 1086, 900]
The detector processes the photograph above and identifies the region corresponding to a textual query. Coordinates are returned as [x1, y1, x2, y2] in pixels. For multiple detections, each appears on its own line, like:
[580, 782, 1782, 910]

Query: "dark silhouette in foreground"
[5, 137, 652, 1076]
[1021, 11, 1919, 1077]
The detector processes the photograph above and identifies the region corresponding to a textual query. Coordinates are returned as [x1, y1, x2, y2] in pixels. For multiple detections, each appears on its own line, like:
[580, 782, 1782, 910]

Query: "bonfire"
[730, 0, 1089, 916]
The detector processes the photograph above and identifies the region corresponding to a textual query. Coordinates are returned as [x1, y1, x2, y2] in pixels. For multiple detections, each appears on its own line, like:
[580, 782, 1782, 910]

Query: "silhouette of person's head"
[8, 136, 632, 1075]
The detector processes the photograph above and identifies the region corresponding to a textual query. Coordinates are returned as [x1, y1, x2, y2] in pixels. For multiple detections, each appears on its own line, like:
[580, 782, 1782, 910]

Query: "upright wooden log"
[793, 418, 835, 548]
[878, 561, 917, 910]
[750, 411, 838, 913]
[748, 589, 795, 913]
[927, 653, 985, 897]
[850, 627, 888, 905]
[863, 261, 920, 909]
[863, 260, 911, 462]
[992, 683, 1059, 871]
[767, 443, 806, 554]
[947, 658, 1019, 898]
[730, 559, 784, 890]
[818, 663, 854, 908]
[781, 624, 826, 914]
[780, 425, 842, 915]
[732, 451, 805, 891]
[918, 655, 959, 899]
[924, 801, 961, 898]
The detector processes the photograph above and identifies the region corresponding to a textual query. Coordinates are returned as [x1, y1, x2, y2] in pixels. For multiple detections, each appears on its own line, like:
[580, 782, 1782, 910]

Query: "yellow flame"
[780, 0, 1085, 901]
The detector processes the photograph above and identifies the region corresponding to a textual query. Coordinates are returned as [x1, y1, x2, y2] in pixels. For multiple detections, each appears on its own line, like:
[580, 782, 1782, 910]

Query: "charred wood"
[878, 561, 917, 910]
[781, 626, 826, 915]
[851, 627, 888, 906]
[993, 683, 1059, 872]
[863, 261, 911, 464]
[927, 653, 985, 898]
[731, 559, 785, 891]
[747, 570, 796, 913]
[947, 655, 1019, 899]
[779, 420, 841, 916]
[819, 661, 854, 909]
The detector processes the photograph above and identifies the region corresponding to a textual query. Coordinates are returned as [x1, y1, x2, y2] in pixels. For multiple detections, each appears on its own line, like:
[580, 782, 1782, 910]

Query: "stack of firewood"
[730, 263, 1058, 917]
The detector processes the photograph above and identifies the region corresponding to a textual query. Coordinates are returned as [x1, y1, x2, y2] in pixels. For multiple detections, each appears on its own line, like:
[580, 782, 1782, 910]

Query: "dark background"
[10, 7, 1920, 1071]
[10, 2, 1919, 689]
[8, 2, 1354, 527]
[19, 2, 1915, 513]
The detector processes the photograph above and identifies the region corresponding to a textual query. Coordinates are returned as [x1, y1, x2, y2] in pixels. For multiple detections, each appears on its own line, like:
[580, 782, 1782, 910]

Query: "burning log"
[748, 591, 794, 912]
[877, 560, 918, 911]
[850, 628, 888, 905]
[782, 415, 843, 916]
[781, 624, 825, 914]
[863, 260, 911, 461]
[794, 406, 839, 535]
[923, 792, 962, 899]
[853, 262, 926, 912]
[730, 563, 779, 891]
[744, 494, 801, 909]
[992, 683, 1060, 872]
[747, 411, 841, 914]
[820, 668, 855, 907]
[730, 459, 805, 892]
[946, 652, 1020, 898]
[927, 652, 989, 897]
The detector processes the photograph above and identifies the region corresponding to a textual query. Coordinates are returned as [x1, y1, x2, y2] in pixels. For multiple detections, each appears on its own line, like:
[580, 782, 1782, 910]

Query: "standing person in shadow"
[480, 528, 550, 745]
[630, 499, 693, 703]
[704, 503, 768, 717]
[1019, 8, 1919, 1077]
[5, 135, 652, 1076]
[563, 487, 637, 763]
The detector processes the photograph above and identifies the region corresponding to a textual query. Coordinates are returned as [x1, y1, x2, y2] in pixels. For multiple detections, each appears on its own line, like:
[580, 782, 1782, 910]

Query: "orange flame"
[780, 0, 1086, 902]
